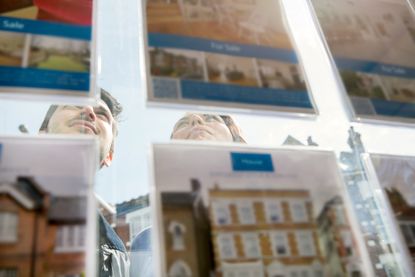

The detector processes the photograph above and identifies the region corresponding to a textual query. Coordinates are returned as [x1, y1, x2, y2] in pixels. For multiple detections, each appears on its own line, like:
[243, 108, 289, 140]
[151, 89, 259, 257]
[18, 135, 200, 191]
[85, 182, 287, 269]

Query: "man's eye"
[97, 112, 110, 122]
[63, 105, 82, 110]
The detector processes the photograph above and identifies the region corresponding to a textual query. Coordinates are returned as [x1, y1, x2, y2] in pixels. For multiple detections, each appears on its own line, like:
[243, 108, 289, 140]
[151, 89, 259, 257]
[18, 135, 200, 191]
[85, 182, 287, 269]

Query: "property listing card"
[152, 143, 377, 277]
[145, 0, 316, 114]
[0, 136, 97, 277]
[0, 0, 94, 98]
[312, 0, 415, 123]
[368, 154, 415, 272]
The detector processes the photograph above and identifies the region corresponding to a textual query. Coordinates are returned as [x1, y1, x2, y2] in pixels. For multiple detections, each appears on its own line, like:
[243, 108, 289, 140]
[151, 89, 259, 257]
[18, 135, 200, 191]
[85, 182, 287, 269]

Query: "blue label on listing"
[0, 16, 91, 40]
[181, 80, 312, 109]
[0, 66, 89, 92]
[335, 58, 415, 79]
[231, 152, 274, 172]
[148, 33, 298, 63]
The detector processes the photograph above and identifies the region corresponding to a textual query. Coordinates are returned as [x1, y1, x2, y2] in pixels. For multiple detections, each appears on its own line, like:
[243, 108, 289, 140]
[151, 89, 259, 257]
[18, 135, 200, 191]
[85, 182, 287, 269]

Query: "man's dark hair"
[39, 88, 122, 132]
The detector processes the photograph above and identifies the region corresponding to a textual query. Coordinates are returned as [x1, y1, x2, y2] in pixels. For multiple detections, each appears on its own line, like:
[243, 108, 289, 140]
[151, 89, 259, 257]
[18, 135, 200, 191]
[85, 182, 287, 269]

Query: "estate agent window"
[0, 212, 18, 243]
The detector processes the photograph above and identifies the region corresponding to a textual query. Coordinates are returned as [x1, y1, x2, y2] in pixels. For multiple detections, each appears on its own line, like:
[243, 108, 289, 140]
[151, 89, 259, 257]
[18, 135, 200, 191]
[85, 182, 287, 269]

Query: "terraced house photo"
[147, 0, 293, 49]
[28, 35, 90, 73]
[0, 31, 25, 67]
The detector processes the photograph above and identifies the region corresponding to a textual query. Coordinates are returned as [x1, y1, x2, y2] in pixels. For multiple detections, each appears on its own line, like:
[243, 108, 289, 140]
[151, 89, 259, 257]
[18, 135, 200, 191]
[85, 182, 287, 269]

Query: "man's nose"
[81, 106, 97, 121]
[189, 114, 204, 126]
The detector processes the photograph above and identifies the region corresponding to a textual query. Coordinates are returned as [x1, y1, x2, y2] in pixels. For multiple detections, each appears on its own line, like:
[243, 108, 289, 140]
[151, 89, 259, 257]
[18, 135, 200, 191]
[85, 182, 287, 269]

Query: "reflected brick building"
[0, 177, 87, 277]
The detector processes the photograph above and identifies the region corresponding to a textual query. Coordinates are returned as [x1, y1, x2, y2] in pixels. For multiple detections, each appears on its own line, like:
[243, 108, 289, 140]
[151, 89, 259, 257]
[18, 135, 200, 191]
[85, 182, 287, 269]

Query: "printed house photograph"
[257, 59, 307, 90]
[371, 154, 415, 269]
[0, 31, 25, 67]
[28, 35, 90, 73]
[380, 76, 415, 103]
[153, 144, 367, 277]
[340, 70, 387, 100]
[313, 0, 415, 68]
[0, 177, 88, 277]
[206, 53, 259, 87]
[147, 0, 293, 49]
[149, 47, 205, 80]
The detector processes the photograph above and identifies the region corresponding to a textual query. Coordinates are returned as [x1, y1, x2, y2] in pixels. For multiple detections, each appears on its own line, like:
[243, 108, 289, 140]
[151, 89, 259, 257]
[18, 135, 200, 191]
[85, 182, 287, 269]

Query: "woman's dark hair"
[219, 115, 246, 143]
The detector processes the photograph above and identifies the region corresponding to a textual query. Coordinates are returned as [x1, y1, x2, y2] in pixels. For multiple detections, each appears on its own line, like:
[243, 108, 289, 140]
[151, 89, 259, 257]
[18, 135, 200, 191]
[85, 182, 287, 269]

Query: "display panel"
[311, 0, 415, 123]
[368, 154, 415, 274]
[144, 0, 316, 114]
[0, 136, 97, 277]
[0, 0, 95, 99]
[152, 143, 373, 277]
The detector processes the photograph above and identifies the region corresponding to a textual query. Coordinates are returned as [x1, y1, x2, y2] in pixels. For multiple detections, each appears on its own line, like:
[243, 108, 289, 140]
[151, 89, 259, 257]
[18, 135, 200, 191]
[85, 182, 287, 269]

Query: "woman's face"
[171, 113, 233, 142]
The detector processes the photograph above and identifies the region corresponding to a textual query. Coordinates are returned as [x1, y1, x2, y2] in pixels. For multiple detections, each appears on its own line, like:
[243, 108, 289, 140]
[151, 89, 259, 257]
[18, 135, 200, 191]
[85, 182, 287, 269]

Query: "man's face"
[46, 100, 115, 166]
[171, 113, 233, 142]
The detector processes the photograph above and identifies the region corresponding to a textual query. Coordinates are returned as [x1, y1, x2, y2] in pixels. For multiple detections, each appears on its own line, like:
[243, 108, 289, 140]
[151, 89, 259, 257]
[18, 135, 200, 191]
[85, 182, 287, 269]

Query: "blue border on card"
[0, 16, 91, 40]
[335, 58, 415, 79]
[0, 66, 89, 92]
[148, 33, 298, 63]
[180, 80, 313, 109]
[371, 99, 415, 118]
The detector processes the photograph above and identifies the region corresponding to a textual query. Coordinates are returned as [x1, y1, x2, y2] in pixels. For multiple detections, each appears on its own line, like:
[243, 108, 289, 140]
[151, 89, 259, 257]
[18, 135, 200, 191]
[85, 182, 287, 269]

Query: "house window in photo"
[335, 205, 347, 225]
[290, 201, 308, 222]
[237, 201, 256, 225]
[217, 233, 236, 259]
[241, 233, 261, 258]
[168, 221, 186, 251]
[400, 222, 415, 247]
[0, 268, 17, 277]
[0, 212, 18, 243]
[270, 232, 290, 257]
[168, 260, 192, 277]
[212, 201, 231, 225]
[295, 231, 316, 257]
[55, 225, 85, 252]
[264, 200, 284, 223]
[341, 230, 354, 256]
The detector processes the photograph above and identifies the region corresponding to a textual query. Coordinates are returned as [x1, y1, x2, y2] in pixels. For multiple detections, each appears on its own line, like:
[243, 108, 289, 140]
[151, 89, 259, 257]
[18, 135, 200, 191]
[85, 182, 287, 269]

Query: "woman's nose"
[189, 114, 204, 126]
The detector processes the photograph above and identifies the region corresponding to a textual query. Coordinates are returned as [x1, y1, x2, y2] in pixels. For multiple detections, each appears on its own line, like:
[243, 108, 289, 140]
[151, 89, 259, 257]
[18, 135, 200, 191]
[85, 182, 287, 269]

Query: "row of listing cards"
[1, 0, 415, 124]
[2, 136, 415, 276]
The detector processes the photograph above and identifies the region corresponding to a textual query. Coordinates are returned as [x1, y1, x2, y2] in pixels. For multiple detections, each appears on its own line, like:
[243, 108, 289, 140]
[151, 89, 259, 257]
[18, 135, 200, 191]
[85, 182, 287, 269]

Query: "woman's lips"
[187, 127, 212, 139]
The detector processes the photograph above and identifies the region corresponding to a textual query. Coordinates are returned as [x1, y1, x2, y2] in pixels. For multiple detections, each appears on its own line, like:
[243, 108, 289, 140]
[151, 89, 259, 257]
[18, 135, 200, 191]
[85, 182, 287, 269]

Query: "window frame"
[295, 230, 316, 257]
[55, 224, 86, 253]
[0, 211, 18, 243]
